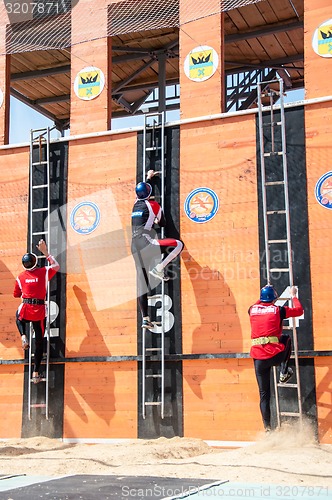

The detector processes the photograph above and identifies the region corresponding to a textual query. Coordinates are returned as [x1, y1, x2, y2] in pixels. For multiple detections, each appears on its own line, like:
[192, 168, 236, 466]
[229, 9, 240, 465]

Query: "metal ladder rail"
[257, 79, 303, 427]
[142, 112, 166, 419]
[28, 127, 51, 420]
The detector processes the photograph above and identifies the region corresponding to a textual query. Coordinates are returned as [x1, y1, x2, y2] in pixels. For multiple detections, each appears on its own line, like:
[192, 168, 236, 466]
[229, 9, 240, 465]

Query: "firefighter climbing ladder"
[28, 127, 52, 420]
[141, 111, 166, 418]
[257, 78, 303, 427]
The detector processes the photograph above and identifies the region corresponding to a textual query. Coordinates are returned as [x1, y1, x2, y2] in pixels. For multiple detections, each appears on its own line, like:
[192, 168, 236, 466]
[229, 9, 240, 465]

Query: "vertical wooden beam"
[70, 0, 111, 135]
[0, 16, 11, 145]
[304, 0, 332, 444]
[179, 0, 224, 119]
[304, 0, 332, 99]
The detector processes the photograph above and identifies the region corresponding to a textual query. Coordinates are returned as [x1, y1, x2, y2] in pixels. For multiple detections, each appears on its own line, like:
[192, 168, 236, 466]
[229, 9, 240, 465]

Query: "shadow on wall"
[182, 249, 243, 398]
[0, 259, 20, 350]
[65, 284, 115, 428]
[316, 365, 332, 441]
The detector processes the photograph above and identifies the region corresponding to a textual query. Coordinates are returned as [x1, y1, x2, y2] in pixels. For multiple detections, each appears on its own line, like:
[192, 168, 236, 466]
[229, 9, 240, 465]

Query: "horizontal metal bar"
[265, 181, 285, 185]
[266, 210, 286, 215]
[32, 184, 48, 189]
[270, 268, 289, 272]
[263, 121, 282, 126]
[280, 411, 301, 417]
[144, 402, 162, 406]
[277, 383, 298, 388]
[31, 161, 48, 165]
[145, 374, 162, 378]
[268, 239, 287, 243]
[32, 208, 48, 212]
[32, 231, 48, 236]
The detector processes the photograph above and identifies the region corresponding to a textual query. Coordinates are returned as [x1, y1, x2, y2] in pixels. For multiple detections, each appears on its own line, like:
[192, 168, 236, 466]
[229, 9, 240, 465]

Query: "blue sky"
[9, 88, 305, 145]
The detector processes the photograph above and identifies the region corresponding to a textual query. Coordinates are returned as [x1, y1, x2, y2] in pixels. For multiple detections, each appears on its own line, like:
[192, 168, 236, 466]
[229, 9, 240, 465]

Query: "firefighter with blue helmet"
[249, 284, 304, 432]
[131, 170, 184, 331]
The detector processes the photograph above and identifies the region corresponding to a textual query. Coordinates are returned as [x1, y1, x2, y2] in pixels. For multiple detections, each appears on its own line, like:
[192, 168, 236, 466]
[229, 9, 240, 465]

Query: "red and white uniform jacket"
[249, 298, 304, 360]
[13, 255, 60, 321]
[131, 199, 165, 239]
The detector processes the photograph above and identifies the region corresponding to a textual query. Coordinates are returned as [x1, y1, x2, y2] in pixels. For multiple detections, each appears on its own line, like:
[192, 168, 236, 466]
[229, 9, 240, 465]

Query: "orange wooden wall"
[304, 0, 332, 444]
[180, 115, 263, 440]
[0, 146, 29, 437]
[70, 0, 111, 135]
[1, 0, 332, 444]
[179, 0, 224, 119]
[64, 133, 138, 438]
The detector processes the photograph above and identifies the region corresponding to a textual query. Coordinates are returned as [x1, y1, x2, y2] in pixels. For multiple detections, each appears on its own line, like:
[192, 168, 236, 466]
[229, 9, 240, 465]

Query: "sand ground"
[0, 421, 331, 489]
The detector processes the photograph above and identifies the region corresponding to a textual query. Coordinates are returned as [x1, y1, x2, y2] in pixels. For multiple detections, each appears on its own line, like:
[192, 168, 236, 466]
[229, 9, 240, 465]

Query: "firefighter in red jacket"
[13, 239, 60, 384]
[249, 284, 304, 432]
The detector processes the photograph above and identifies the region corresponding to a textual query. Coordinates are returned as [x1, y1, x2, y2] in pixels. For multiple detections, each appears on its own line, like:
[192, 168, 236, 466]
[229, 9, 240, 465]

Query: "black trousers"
[16, 311, 45, 373]
[253, 334, 292, 429]
[131, 237, 161, 318]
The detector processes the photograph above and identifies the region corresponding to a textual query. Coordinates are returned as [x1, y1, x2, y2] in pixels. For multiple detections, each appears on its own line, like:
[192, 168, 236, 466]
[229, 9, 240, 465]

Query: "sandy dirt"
[0, 421, 331, 489]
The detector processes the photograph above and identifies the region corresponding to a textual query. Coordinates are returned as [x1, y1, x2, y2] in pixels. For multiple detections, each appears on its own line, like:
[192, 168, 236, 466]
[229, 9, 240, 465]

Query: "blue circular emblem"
[70, 201, 101, 234]
[315, 171, 332, 210]
[184, 187, 219, 223]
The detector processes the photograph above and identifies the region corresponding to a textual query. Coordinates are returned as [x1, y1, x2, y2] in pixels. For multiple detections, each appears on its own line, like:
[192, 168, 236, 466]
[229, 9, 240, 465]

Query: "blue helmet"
[260, 285, 278, 303]
[135, 182, 152, 200]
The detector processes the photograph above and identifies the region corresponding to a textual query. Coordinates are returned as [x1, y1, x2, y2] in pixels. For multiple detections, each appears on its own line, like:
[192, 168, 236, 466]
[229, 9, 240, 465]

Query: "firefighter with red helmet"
[13, 239, 59, 384]
[249, 284, 304, 431]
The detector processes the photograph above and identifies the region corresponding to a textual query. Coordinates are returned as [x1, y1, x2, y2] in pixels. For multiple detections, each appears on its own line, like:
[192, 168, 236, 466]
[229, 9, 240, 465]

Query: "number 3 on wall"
[275, 286, 304, 328]
[148, 294, 174, 334]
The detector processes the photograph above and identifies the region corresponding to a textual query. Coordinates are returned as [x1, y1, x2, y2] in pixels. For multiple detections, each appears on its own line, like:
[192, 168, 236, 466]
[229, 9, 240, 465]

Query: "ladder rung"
[265, 181, 285, 186]
[263, 152, 283, 157]
[145, 348, 162, 352]
[266, 211, 286, 215]
[277, 383, 298, 389]
[280, 411, 301, 417]
[268, 239, 287, 244]
[270, 268, 289, 272]
[32, 208, 48, 213]
[145, 147, 162, 151]
[283, 325, 293, 330]
[30, 403, 47, 408]
[147, 295, 161, 300]
[263, 121, 282, 127]
[144, 402, 162, 406]
[32, 231, 48, 236]
[31, 161, 48, 166]
[32, 184, 48, 189]
[146, 374, 162, 378]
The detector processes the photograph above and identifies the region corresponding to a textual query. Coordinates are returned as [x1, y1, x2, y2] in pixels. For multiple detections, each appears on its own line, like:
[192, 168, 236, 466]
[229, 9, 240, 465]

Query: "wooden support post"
[179, 0, 224, 119]
[0, 18, 11, 145]
[71, 0, 111, 135]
